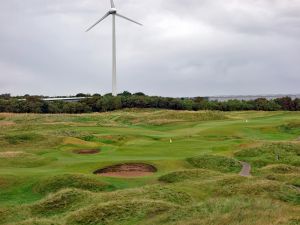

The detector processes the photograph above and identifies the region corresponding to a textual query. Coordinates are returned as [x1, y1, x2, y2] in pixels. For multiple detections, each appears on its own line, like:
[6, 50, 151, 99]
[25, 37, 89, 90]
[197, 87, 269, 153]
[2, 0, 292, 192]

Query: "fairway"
[0, 109, 299, 225]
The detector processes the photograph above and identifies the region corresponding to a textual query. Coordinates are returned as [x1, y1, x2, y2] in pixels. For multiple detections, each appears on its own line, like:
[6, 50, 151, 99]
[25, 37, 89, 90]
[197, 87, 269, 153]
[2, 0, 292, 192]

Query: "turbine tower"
[86, 0, 142, 96]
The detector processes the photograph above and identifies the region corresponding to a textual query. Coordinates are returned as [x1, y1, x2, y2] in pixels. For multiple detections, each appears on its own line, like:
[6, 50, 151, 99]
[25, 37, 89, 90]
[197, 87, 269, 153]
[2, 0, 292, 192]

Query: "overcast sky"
[0, 0, 299, 97]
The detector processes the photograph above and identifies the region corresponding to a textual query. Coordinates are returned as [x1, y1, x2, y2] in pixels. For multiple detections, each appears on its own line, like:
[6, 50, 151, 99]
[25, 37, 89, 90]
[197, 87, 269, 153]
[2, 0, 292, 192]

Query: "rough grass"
[159, 169, 222, 183]
[0, 152, 54, 168]
[279, 122, 300, 134]
[11, 219, 61, 225]
[4, 133, 44, 145]
[0, 110, 300, 225]
[144, 197, 300, 225]
[187, 155, 242, 173]
[260, 164, 300, 174]
[97, 184, 193, 205]
[66, 200, 178, 225]
[259, 164, 300, 187]
[114, 109, 227, 125]
[216, 178, 300, 204]
[30, 189, 91, 216]
[235, 143, 300, 168]
[33, 174, 115, 194]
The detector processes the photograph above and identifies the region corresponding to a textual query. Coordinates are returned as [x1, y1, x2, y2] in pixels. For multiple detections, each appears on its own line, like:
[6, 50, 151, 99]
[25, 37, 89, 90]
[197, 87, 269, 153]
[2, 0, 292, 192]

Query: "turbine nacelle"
[109, 8, 117, 14]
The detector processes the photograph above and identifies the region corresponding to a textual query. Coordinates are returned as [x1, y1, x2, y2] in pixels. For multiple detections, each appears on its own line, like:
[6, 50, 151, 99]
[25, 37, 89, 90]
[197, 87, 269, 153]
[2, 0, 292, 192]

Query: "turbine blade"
[110, 0, 115, 8]
[86, 12, 110, 32]
[116, 13, 143, 26]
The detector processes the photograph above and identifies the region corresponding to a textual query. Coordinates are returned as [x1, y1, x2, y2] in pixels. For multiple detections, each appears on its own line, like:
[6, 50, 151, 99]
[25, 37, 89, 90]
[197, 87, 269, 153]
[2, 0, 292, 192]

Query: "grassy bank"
[0, 109, 299, 224]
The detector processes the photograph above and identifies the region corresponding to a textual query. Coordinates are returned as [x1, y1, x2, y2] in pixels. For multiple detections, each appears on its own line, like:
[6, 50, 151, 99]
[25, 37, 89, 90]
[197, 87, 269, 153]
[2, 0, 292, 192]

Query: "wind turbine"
[86, 0, 142, 96]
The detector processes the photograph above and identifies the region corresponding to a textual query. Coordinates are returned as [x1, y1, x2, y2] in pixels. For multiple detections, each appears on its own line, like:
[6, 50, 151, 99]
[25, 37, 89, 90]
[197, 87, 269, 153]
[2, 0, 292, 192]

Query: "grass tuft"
[187, 155, 242, 173]
[33, 174, 115, 194]
[159, 169, 222, 183]
[4, 133, 44, 145]
[66, 200, 178, 225]
[235, 143, 300, 168]
[30, 188, 91, 216]
[11, 218, 61, 225]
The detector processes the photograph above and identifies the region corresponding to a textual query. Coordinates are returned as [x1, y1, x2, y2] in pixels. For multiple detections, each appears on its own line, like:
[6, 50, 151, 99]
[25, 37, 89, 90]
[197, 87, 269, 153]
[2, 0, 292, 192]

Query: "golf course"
[0, 109, 299, 225]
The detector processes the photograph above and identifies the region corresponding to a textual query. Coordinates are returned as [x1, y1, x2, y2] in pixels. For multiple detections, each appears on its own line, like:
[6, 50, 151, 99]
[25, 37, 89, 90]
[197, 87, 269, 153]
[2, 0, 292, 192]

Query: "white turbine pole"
[86, 0, 142, 96]
[112, 14, 117, 96]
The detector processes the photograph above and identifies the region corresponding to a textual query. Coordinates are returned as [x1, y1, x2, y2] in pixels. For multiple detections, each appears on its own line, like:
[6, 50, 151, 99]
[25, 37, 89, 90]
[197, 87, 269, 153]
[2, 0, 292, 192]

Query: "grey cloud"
[0, 0, 299, 96]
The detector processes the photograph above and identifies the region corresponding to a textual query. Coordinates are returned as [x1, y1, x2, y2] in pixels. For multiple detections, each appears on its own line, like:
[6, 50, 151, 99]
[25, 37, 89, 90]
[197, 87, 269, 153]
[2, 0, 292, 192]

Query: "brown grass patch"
[0, 121, 16, 126]
[0, 151, 27, 158]
[73, 149, 100, 155]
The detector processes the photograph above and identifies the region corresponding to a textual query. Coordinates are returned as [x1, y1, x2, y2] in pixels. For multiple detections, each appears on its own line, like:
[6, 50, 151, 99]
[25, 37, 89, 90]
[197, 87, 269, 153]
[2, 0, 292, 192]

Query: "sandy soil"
[94, 163, 157, 177]
[97, 171, 154, 177]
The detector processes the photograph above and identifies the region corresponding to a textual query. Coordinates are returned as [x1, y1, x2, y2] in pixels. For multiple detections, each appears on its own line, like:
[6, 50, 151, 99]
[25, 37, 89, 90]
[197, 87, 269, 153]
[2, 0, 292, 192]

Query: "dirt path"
[239, 162, 251, 177]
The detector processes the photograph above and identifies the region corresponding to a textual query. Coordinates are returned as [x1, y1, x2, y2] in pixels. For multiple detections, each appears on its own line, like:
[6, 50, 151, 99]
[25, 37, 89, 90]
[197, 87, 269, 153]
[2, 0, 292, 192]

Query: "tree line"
[0, 92, 299, 113]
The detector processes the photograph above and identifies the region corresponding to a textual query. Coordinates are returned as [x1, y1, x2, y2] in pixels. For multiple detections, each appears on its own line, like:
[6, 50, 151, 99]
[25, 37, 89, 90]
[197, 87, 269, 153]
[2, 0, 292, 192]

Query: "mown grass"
[0, 110, 299, 224]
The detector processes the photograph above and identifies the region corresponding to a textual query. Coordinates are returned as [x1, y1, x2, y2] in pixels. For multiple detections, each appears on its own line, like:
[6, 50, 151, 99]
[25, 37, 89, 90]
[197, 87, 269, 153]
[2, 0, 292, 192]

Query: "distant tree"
[134, 92, 146, 96]
[194, 97, 206, 103]
[293, 98, 300, 111]
[96, 96, 121, 112]
[119, 91, 132, 97]
[182, 99, 194, 110]
[0, 94, 11, 99]
[0, 93, 298, 114]
[0, 99, 7, 112]
[76, 93, 90, 97]
[275, 97, 295, 111]
[254, 98, 268, 111]
[48, 101, 64, 113]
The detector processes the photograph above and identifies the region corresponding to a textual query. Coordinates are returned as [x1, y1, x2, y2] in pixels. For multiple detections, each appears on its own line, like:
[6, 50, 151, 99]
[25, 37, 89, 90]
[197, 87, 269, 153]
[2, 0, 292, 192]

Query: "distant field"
[0, 109, 299, 225]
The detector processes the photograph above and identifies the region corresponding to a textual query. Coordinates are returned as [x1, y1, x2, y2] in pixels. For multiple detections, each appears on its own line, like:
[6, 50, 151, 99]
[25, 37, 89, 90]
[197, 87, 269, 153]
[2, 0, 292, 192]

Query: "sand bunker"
[94, 163, 157, 177]
[73, 149, 100, 155]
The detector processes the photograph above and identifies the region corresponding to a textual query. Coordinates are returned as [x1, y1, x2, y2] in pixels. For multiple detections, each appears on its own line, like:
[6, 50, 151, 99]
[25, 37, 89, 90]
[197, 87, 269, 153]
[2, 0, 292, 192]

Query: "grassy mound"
[143, 196, 300, 225]
[217, 179, 300, 204]
[33, 174, 114, 194]
[0, 152, 54, 168]
[0, 175, 19, 188]
[260, 164, 300, 174]
[65, 200, 178, 225]
[279, 122, 300, 134]
[114, 109, 227, 125]
[30, 189, 91, 216]
[187, 155, 242, 173]
[11, 219, 60, 225]
[235, 143, 300, 168]
[259, 164, 300, 187]
[0, 207, 15, 224]
[99, 184, 193, 205]
[159, 169, 222, 183]
[4, 133, 44, 145]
